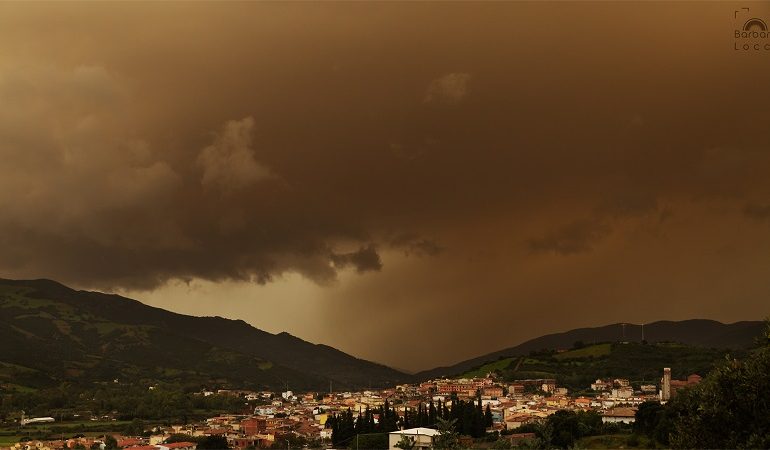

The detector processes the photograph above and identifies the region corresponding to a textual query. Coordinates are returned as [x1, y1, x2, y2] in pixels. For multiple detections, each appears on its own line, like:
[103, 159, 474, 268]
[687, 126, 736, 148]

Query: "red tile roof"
[163, 443, 197, 449]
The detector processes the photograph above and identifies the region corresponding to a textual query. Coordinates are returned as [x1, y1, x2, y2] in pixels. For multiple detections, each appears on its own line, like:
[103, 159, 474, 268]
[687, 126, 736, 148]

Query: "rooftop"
[389, 427, 440, 437]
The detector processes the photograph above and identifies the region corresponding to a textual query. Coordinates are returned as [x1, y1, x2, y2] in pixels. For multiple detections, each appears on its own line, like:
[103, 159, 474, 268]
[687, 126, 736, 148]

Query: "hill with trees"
[417, 319, 763, 380]
[0, 278, 408, 392]
[459, 341, 745, 391]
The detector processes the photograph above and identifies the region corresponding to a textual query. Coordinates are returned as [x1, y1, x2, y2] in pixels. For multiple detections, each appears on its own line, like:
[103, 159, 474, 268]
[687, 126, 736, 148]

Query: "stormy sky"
[2, 2, 770, 371]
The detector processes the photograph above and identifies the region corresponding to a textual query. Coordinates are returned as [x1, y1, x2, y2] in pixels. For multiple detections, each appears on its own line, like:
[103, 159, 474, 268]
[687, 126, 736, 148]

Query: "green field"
[0, 435, 23, 446]
[555, 343, 612, 360]
[461, 358, 515, 378]
[0, 420, 136, 446]
[459, 342, 739, 391]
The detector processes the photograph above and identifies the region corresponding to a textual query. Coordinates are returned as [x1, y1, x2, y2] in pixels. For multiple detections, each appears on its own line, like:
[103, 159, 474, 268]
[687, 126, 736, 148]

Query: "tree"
[473, 393, 485, 437]
[394, 434, 416, 450]
[531, 410, 603, 449]
[124, 418, 146, 436]
[197, 435, 229, 449]
[485, 404, 493, 428]
[104, 435, 118, 450]
[491, 437, 513, 449]
[633, 401, 664, 437]
[166, 434, 196, 444]
[665, 318, 770, 448]
[428, 400, 437, 425]
[433, 417, 459, 450]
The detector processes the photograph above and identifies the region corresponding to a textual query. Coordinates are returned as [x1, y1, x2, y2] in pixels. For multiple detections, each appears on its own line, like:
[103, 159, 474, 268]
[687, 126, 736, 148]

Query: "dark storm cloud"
[330, 245, 383, 273]
[2, 1, 770, 369]
[744, 204, 770, 221]
[390, 234, 445, 257]
[528, 219, 612, 255]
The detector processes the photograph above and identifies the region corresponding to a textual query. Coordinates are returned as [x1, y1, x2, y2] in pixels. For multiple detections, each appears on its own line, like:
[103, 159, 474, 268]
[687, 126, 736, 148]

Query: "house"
[117, 439, 144, 448]
[601, 407, 636, 424]
[157, 442, 197, 450]
[505, 413, 539, 429]
[666, 373, 703, 398]
[540, 382, 556, 393]
[241, 418, 266, 435]
[611, 387, 634, 399]
[483, 387, 504, 398]
[614, 378, 630, 387]
[388, 428, 439, 450]
[574, 397, 591, 409]
[149, 436, 170, 446]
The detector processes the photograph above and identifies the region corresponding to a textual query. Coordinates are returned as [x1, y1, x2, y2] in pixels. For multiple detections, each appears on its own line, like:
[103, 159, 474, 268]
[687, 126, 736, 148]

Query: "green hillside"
[460, 357, 516, 378]
[418, 319, 763, 380]
[554, 343, 612, 360]
[459, 342, 745, 390]
[0, 278, 408, 393]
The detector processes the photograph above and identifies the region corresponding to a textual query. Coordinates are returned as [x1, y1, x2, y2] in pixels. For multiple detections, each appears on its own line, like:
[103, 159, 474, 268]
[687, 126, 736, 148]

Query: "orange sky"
[1, 2, 769, 371]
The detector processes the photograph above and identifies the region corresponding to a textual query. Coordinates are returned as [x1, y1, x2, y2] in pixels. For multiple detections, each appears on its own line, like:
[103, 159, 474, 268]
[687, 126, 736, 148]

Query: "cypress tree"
[417, 403, 425, 427]
[462, 402, 474, 436]
[429, 400, 437, 425]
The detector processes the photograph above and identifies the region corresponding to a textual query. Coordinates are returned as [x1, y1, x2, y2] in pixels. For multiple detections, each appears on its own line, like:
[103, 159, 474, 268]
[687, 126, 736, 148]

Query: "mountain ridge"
[1, 277, 762, 389]
[0, 278, 408, 391]
[415, 318, 764, 380]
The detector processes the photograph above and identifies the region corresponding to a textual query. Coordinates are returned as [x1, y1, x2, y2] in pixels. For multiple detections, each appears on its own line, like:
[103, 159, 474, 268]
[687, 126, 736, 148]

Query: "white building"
[20, 412, 55, 426]
[388, 428, 440, 450]
[601, 407, 636, 424]
[611, 387, 634, 399]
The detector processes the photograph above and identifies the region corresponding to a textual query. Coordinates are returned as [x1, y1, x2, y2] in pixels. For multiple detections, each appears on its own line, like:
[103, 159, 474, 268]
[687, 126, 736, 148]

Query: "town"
[5, 367, 700, 450]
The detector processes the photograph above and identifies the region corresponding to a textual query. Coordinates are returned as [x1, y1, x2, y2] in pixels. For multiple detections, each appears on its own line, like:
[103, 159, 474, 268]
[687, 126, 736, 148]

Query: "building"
[661, 368, 701, 400]
[602, 407, 636, 424]
[611, 387, 634, 399]
[437, 382, 475, 394]
[669, 374, 702, 395]
[20, 412, 55, 426]
[157, 443, 197, 450]
[504, 412, 540, 429]
[388, 428, 439, 450]
[241, 418, 266, 435]
[483, 387, 504, 398]
[574, 397, 591, 409]
[541, 381, 556, 393]
[613, 378, 630, 387]
[661, 368, 671, 401]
